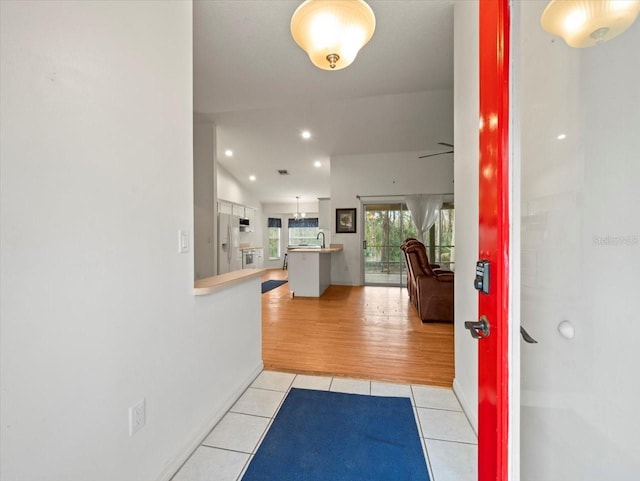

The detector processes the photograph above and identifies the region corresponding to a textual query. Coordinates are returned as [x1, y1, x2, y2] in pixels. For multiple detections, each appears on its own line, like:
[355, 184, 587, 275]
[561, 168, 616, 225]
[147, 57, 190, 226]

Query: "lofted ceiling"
[193, 0, 455, 204]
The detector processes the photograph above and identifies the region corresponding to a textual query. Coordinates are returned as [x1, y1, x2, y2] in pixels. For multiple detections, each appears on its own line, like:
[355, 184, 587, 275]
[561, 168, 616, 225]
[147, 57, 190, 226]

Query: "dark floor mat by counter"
[261, 280, 288, 294]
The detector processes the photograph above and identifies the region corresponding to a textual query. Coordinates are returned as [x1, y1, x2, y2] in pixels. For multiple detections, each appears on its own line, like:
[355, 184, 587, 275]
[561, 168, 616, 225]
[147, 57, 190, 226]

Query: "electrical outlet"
[129, 398, 145, 437]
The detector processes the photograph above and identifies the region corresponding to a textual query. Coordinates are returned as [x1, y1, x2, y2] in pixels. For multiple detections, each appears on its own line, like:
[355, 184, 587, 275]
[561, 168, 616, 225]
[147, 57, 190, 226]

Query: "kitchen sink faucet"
[316, 231, 325, 249]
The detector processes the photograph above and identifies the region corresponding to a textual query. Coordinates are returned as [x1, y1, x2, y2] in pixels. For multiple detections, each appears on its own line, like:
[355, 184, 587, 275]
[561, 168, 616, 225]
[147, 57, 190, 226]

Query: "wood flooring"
[261, 269, 454, 387]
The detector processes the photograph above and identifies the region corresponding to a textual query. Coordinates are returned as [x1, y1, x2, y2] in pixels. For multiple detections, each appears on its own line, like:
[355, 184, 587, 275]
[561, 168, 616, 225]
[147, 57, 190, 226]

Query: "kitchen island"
[287, 244, 343, 297]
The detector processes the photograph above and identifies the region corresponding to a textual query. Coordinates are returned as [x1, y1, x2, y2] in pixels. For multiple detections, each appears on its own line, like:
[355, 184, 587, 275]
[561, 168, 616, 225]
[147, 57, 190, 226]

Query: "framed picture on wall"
[336, 208, 357, 233]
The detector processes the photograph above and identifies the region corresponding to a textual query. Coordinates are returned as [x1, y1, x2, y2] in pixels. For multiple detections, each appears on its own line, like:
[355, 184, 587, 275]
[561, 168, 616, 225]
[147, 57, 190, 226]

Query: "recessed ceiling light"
[314, 161, 322, 168]
[224, 149, 233, 157]
[301, 130, 311, 139]
[557, 134, 567, 140]
[249, 175, 256, 181]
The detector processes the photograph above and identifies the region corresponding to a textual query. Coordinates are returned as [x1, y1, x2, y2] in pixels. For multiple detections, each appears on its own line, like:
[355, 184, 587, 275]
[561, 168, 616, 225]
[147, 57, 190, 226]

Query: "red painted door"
[478, 0, 510, 480]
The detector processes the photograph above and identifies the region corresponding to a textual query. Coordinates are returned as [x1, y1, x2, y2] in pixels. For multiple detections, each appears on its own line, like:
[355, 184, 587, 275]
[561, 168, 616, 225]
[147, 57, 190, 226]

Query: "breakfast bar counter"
[194, 268, 265, 296]
[287, 244, 343, 297]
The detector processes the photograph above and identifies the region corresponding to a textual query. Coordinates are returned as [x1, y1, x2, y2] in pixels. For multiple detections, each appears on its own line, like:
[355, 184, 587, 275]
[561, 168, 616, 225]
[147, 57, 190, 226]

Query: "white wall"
[330, 152, 454, 285]
[453, 0, 479, 431]
[0, 3, 262, 480]
[194, 120, 216, 279]
[217, 163, 261, 209]
[318, 198, 331, 233]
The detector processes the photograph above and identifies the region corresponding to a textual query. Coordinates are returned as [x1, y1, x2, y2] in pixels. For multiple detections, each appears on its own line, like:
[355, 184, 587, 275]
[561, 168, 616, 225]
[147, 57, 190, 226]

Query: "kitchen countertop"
[194, 269, 265, 296]
[239, 245, 263, 251]
[287, 244, 343, 254]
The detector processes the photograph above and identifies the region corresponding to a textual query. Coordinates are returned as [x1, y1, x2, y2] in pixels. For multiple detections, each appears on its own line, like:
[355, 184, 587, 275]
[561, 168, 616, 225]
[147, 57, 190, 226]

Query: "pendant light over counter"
[293, 196, 306, 220]
[541, 0, 640, 48]
[290, 0, 376, 70]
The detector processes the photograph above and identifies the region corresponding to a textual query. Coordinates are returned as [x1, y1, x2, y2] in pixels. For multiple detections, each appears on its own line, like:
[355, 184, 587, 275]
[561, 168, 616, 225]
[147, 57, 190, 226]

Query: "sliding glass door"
[363, 203, 417, 286]
[425, 205, 455, 271]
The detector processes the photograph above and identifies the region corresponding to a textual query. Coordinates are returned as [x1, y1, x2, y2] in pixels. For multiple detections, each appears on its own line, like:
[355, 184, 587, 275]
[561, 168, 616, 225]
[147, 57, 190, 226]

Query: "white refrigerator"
[218, 213, 241, 274]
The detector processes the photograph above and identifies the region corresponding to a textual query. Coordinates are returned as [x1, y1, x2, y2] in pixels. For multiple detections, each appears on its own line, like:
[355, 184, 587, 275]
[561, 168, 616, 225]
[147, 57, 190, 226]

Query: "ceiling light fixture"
[290, 0, 376, 70]
[302, 130, 311, 139]
[314, 161, 322, 167]
[541, 0, 640, 48]
[224, 149, 233, 157]
[293, 196, 305, 220]
[249, 175, 256, 181]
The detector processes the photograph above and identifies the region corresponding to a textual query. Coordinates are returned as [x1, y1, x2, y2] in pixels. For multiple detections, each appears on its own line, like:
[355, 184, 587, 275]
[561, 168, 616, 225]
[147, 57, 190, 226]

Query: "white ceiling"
[193, 0, 455, 204]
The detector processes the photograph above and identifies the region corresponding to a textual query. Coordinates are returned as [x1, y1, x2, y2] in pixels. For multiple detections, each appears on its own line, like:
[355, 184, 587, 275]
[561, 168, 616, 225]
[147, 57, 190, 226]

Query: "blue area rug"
[261, 279, 288, 294]
[242, 388, 430, 481]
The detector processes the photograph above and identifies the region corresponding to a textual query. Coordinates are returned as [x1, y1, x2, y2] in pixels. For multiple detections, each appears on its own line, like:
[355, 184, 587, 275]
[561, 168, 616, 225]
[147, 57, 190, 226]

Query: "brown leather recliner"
[401, 238, 445, 304]
[401, 238, 420, 304]
[401, 239, 454, 322]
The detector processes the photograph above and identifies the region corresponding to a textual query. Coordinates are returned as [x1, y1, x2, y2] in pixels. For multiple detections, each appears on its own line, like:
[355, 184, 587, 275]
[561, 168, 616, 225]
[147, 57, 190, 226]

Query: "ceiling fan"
[419, 142, 454, 158]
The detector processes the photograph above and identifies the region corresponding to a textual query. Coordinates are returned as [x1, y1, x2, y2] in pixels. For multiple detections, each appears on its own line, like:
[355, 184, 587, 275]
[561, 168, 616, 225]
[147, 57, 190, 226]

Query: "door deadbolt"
[464, 315, 491, 339]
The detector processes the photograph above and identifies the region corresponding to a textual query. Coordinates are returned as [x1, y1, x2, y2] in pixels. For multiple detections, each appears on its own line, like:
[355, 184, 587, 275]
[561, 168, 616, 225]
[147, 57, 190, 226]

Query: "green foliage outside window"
[363, 203, 455, 275]
[425, 206, 455, 270]
[288, 227, 320, 246]
[268, 227, 280, 259]
[364, 204, 417, 275]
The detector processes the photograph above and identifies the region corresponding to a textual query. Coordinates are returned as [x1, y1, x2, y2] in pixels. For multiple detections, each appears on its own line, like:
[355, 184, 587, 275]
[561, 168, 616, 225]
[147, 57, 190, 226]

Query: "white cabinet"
[218, 201, 232, 214]
[218, 201, 257, 232]
[232, 204, 244, 217]
[245, 207, 255, 224]
[254, 247, 264, 268]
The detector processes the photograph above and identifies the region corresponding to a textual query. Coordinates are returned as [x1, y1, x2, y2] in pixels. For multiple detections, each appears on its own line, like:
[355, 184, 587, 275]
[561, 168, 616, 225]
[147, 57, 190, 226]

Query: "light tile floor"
[171, 371, 477, 481]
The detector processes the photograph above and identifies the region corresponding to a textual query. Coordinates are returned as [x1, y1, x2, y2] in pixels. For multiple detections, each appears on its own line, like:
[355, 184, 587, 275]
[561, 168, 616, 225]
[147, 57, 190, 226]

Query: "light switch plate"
[179, 230, 189, 253]
[129, 398, 145, 437]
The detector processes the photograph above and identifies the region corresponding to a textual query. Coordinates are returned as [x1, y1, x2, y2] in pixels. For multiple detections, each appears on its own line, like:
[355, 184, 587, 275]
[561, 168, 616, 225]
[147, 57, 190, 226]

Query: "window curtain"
[268, 217, 282, 228]
[288, 217, 319, 228]
[404, 194, 443, 243]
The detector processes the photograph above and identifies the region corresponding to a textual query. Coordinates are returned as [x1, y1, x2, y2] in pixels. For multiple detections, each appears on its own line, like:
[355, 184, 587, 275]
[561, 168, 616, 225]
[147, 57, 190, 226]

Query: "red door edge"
[478, 0, 511, 480]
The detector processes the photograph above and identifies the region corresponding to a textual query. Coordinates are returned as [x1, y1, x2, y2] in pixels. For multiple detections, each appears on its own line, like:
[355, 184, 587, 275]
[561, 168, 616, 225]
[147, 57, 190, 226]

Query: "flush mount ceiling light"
[541, 0, 640, 48]
[290, 0, 376, 70]
[301, 130, 311, 139]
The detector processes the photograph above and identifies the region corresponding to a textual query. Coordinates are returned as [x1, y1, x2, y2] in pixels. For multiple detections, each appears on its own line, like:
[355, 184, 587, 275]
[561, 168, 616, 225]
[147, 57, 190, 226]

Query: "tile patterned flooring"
[171, 371, 477, 481]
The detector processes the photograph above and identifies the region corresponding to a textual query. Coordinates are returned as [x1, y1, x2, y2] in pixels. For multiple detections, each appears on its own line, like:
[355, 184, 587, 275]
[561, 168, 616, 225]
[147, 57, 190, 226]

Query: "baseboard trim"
[156, 361, 264, 481]
[453, 376, 478, 436]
